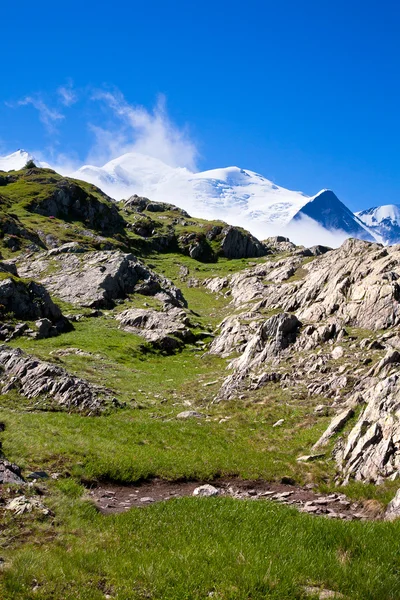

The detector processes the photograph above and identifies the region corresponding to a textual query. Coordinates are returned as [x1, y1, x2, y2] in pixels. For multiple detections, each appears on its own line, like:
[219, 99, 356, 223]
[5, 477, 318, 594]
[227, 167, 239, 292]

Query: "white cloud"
[57, 81, 78, 107]
[272, 214, 349, 248]
[88, 90, 198, 170]
[15, 96, 64, 134]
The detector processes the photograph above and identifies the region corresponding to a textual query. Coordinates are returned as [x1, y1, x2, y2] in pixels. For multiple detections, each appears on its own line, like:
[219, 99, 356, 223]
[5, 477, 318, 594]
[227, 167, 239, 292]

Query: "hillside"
[3, 150, 394, 246]
[0, 165, 400, 599]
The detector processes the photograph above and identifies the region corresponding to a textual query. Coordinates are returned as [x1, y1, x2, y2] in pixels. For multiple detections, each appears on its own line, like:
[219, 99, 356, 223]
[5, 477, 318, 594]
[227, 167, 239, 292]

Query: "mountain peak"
[356, 204, 400, 245]
[291, 189, 375, 242]
[0, 149, 32, 171]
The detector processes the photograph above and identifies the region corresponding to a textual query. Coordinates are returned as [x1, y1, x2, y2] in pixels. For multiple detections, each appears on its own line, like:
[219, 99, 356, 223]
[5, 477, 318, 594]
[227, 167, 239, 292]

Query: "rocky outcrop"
[0, 346, 120, 415]
[263, 236, 296, 254]
[0, 459, 25, 485]
[208, 311, 263, 357]
[0, 210, 45, 252]
[220, 227, 268, 259]
[385, 488, 400, 521]
[123, 195, 190, 218]
[0, 271, 68, 331]
[262, 239, 400, 330]
[231, 312, 301, 372]
[312, 406, 355, 450]
[116, 307, 196, 351]
[178, 233, 216, 262]
[207, 239, 400, 330]
[205, 255, 304, 306]
[177, 225, 269, 262]
[0, 261, 18, 276]
[218, 313, 301, 399]
[26, 178, 125, 234]
[320, 373, 400, 483]
[18, 251, 186, 309]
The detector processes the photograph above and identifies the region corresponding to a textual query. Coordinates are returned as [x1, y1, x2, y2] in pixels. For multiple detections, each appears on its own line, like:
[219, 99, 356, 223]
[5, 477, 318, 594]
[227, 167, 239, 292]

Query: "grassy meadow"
[0, 251, 399, 599]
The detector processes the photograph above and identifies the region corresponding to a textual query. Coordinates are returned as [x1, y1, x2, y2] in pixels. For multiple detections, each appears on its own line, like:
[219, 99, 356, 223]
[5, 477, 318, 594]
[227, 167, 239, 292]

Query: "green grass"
[146, 252, 268, 282]
[1, 489, 400, 600]
[2, 295, 335, 486]
[0, 392, 331, 483]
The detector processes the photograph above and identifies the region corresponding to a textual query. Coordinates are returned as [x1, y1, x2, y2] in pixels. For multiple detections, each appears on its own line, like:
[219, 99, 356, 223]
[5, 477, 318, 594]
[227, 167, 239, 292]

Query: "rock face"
[202, 238, 400, 483]
[0, 346, 119, 414]
[218, 313, 301, 399]
[0, 459, 25, 485]
[18, 251, 186, 309]
[116, 307, 195, 351]
[208, 311, 262, 358]
[333, 374, 400, 483]
[123, 195, 190, 218]
[0, 271, 67, 327]
[207, 239, 400, 330]
[26, 179, 125, 234]
[0, 211, 45, 252]
[220, 227, 268, 259]
[385, 488, 400, 521]
[261, 239, 400, 330]
[232, 313, 301, 371]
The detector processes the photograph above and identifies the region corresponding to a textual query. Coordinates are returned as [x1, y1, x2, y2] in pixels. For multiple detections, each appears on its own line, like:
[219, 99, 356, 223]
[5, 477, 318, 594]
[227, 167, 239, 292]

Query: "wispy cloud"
[88, 90, 199, 171]
[5, 84, 199, 172]
[57, 81, 78, 107]
[14, 95, 64, 134]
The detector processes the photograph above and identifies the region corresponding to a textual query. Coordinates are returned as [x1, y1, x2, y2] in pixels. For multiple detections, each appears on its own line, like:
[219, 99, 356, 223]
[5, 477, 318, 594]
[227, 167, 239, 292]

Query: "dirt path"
[87, 479, 379, 521]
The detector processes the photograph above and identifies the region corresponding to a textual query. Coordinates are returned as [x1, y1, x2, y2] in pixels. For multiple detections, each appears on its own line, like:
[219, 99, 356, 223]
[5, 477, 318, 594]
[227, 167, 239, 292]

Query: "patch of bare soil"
[87, 479, 379, 521]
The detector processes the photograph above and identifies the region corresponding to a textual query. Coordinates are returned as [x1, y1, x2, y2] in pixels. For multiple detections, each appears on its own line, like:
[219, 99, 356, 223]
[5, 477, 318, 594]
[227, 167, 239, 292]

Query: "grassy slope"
[1, 486, 400, 599]
[0, 170, 399, 599]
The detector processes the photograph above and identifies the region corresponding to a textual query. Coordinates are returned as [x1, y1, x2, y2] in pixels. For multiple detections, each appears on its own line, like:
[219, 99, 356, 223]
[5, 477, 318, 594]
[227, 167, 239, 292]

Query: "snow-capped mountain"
[71, 153, 312, 226]
[292, 190, 375, 242]
[0, 149, 395, 246]
[69, 153, 376, 245]
[0, 150, 49, 171]
[356, 205, 400, 245]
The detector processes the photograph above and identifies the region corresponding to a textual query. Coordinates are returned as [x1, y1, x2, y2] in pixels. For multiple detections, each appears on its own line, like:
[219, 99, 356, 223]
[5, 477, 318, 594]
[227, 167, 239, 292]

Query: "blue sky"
[1, 0, 399, 211]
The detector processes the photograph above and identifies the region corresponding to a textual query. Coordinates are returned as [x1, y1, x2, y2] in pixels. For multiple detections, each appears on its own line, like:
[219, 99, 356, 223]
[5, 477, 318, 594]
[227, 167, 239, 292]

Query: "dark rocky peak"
[291, 190, 375, 242]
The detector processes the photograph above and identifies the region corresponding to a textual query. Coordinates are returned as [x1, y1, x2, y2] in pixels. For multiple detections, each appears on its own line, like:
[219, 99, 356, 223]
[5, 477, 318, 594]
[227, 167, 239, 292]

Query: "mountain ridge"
[1, 149, 398, 246]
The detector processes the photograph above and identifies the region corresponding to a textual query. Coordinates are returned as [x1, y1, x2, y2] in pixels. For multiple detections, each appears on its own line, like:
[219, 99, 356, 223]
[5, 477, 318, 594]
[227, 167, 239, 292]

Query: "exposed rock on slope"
[202, 238, 400, 486]
[177, 225, 269, 261]
[0, 459, 25, 485]
[0, 209, 45, 252]
[218, 313, 301, 399]
[116, 307, 196, 351]
[208, 311, 263, 358]
[19, 173, 125, 234]
[328, 374, 400, 484]
[220, 227, 268, 259]
[0, 265, 68, 329]
[18, 251, 186, 309]
[208, 239, 400, 330]
[261, 239, 400, 330]
[123, 195, 190, 217]
[385, 488, 400, 520]
[0, 346, 119, 414]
